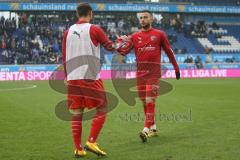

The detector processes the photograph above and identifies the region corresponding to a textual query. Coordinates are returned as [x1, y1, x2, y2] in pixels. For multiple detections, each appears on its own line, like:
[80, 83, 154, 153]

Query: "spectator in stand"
[31, 45, 40, 64]
[195, 56, 204, 69]
[205, 47, 212, 54]
[184, 55, 194, 63]
[206, 54, 212, 63]
[49, 54, 56, 64]
[212, 22, 219, 29]
[237, 0, 240, 6]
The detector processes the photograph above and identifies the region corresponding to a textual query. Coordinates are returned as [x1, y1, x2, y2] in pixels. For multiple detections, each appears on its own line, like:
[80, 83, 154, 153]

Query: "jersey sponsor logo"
[138, 46, 156, 53]
[73, 31, 81, 38]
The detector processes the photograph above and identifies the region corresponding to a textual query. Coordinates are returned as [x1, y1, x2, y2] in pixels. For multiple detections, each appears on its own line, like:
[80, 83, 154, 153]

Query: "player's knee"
[70, 109, 84, 115]
[96, 105, 107, 113]
[145, 97, 155, 104]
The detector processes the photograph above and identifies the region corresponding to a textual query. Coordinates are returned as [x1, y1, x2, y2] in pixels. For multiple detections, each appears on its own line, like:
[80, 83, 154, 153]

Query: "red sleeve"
[161, 32, 179, 72]
[62, 30, 69, 77]
[90, 25, 115, 51]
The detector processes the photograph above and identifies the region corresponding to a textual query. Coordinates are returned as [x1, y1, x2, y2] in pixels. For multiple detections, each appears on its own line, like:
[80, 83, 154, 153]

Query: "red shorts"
[67, 79, 107, 110]
[137, 79, 159, 101]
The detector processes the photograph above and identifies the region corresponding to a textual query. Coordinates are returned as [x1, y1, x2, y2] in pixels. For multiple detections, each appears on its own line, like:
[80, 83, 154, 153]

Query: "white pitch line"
[0, 85, 37, 92]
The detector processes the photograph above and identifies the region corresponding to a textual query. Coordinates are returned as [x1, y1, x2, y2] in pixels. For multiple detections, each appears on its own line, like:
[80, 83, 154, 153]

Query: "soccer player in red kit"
[118, 10, 180, 142]
[62, 3, 116, 157]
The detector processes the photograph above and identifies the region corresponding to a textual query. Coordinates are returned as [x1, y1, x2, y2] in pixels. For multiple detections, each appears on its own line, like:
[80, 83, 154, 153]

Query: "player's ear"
[137, 13, 141, 21]
[150, 14, 154, 22]
[89, 11, 93, 19]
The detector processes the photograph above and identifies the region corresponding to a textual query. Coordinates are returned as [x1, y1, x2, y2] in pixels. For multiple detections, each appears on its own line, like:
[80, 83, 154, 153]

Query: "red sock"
[144, 102, 155, 128]
[88, 107, 106, 143]
[71, 114, 83, 150]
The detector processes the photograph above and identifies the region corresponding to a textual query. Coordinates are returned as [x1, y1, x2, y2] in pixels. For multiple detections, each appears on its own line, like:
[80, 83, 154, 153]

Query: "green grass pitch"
[0, 78, 239, 160]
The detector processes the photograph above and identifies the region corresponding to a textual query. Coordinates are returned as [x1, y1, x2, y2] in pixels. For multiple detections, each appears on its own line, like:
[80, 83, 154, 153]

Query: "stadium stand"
[0, 12, 240, 65]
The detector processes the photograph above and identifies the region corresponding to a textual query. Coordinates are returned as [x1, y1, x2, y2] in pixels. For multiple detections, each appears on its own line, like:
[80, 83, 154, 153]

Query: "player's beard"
[142, 23, 151, 30]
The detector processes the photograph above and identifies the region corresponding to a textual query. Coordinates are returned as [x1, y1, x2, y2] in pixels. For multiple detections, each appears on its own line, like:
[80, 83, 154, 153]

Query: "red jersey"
[132, 28, 179, 71]
[119, 28, 179, 79]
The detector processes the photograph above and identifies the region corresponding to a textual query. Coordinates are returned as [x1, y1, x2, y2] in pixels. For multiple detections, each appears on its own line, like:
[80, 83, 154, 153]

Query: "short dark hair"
[77, 3, 92, 17]
[138, 10, 153, 16]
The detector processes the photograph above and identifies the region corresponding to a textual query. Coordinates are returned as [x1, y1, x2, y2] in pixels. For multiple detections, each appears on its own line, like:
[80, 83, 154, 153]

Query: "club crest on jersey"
[73, 31, 80, 38]
[150, 36, 157, 42]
